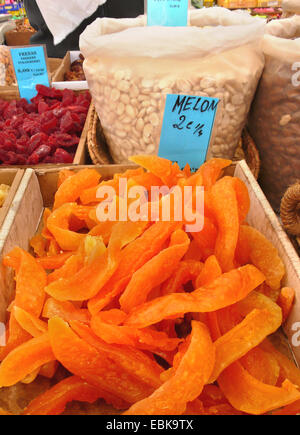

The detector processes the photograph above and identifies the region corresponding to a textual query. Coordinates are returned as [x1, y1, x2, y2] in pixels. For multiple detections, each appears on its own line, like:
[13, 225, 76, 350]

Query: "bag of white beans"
[80, 7, 265, 164]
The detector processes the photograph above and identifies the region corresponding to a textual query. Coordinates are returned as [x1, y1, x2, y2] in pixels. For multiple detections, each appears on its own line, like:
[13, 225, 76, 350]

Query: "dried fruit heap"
[0, 156, 298, 416]
[0, 85, 91, 165]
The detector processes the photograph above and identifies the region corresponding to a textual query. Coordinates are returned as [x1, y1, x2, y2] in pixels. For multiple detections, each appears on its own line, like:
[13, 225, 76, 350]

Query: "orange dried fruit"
[240, 347, 280, 386]
[125, 265, 265, 328]
[0, 333, 55, 387]
[54, 169, 101, 210]
[210, 177, 240, 272]
[1, 248, 46, 360]
[218, 362, 300, 415]
[129, 155, 184, 187]
[124, 322, 215, 415]
[23, 376, 125, 415]
[120, 230, 190, 312]
[88, 221, 182, 315]
[43, 299, 91, 324]
[277, 287, 295, 323]
[45, 221, 148, 301]
[236, 225, 285, 290]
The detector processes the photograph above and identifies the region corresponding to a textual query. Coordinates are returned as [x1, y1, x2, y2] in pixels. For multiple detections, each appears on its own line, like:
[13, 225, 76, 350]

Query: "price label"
[147, 0, 189, 27]
[158, 94, 219, 171]
[10, 46, 50, 102]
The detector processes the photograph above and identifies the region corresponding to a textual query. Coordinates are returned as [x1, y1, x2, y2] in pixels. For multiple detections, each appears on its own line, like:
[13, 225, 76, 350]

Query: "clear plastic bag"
[80, 7, 265, 164]
[248, 16, 300, 212]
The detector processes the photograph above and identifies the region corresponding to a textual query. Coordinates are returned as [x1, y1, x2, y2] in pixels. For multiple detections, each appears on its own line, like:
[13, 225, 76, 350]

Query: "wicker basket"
[281, 181, 300, 252]
[87, 104, 261, 179]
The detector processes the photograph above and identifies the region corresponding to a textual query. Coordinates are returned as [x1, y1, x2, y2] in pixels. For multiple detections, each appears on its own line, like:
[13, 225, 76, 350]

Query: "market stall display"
[0, 0, 298, 418]
[0, 157, 299, 415]
[0, 85, 91, 165]
[80, 8, 265, 164]
[248, 15, 300, 212]
[5, 18, 35, 46]
[52, 51, 88, 90]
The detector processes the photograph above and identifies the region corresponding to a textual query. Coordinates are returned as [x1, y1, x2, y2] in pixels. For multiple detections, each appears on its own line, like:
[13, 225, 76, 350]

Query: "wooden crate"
[1, 160, 299, 355]
[0, 160, 299, 415]
[0, 168, 25, 319]
[0, 89, 90, 166]
[52, 51, 88, 91]
[0, 168, 24, 228]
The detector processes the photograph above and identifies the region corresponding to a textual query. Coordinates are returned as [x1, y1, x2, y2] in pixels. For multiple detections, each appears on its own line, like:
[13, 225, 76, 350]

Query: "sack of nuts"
[80, 7, 265, 164]
[0, 46, 16, 86]
[248, 16, 300, 212]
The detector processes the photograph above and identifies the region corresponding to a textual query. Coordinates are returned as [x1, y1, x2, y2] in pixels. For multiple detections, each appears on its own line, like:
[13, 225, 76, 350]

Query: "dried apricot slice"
[120, 230, 190, 312]
[13, 307, 48, 338]
[218, 362, 300, 415]
[91, 315, 181, 352]
[240, 347, 280, 386]
[88, 221, 182, 315]
[48, 317, 161, 404]
[43, 299, 91, 324]
[1, 248, 46, 360]
[210, 294, 282, 383]
[23, 376, 125, 415]
[125, 265, 265, 328]
[277, 287, 295, 323]
[236, 225, 285, 290]
[210, 177, 240, 272]
[46, 221, 148, 301]
[130, 155, 184, 187]
[124, 322, 215, 415]
[0, 334, 55, 388]
[54, 169, 101, 210]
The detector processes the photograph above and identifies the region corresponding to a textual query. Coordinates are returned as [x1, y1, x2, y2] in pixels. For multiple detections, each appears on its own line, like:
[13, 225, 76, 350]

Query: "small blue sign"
[158, 94, 219, 172]
[147, 0, 189, 27]
[10, 46, 50, 102]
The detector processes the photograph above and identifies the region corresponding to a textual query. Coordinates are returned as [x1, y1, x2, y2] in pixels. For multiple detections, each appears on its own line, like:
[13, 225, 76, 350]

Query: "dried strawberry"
[62, 89, 75, 107]
[27, 145, 52, 165]
[53, 148, 74, 164]
[28, 133, 49, 155]
[60, 111, 75, 134]
[0, 85, 90, 165]
[35, 85, 62, 99]
[38, 101, 49, 115]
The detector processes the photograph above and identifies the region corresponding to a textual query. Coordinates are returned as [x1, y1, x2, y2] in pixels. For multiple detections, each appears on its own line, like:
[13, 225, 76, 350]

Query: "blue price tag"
[10, 46, 50, 102]
[147, 0, 189, 27]
[158, 94, 219, 172]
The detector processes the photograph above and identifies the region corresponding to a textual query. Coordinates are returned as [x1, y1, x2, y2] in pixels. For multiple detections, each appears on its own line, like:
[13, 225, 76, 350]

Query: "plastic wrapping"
[80, 7, 265, 164]
[248, 16, 300, 212]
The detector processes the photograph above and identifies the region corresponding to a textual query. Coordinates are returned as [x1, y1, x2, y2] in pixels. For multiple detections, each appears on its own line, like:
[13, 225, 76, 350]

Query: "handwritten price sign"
[158, 94, 220, 171]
